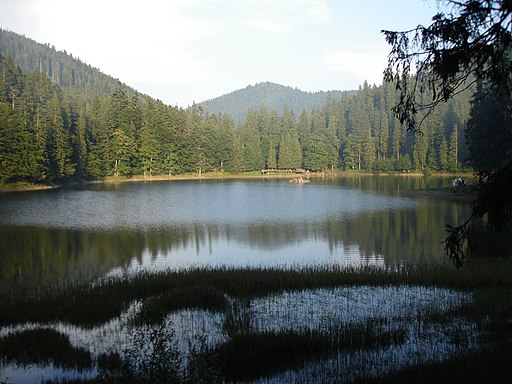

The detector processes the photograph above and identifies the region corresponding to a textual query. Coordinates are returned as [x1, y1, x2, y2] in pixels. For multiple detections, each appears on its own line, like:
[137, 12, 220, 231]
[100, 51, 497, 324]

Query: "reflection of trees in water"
[321, 175, 449, 196]
[0, 196, 471, 289]
[343, 200, 471, 265]
[0, 226, 146, 290]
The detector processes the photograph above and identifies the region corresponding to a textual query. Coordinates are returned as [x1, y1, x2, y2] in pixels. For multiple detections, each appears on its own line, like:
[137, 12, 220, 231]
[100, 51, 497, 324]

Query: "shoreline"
[0, 170, 475, 192]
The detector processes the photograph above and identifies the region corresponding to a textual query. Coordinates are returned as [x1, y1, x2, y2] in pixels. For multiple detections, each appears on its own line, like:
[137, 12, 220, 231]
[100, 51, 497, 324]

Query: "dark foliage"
[214, 331, 333, 381]
[133, 285, 227, 325]
[383, 0, 512, 265]
[354, 343, 512, 384]
[383, 0, 512, 132]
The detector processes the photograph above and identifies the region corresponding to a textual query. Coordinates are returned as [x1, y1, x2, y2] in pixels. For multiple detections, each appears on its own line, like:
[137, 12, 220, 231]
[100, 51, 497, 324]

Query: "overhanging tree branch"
[383, 0, 512, 266]
[382, 0, 512, 133]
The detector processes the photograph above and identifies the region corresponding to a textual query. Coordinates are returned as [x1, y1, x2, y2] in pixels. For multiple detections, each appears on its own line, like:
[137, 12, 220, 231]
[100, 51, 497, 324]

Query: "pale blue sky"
[0, 0, 439, 107]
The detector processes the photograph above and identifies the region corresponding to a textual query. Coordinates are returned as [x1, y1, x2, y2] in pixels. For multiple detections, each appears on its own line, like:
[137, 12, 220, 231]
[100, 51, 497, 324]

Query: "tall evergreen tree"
[383, 0, 512, 265]
[449, 124, 459, 171]
[278, 107, 301, 169]
[0, 103, 40, 182]
[439, 136, 449, 172]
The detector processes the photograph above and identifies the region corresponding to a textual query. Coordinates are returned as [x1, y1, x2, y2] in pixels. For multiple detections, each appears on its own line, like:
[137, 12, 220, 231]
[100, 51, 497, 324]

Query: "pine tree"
[438, 136, 449, 171]
[44, 92, 74, 179]
[240, 112, 263, 171]
[343, 134, 359, 171]
[377, 111, 389, 161]
[303, 133, 328, 171]
[277, 107, 301, 169]
[0, 103, 40, 182]
[449, 124, 459, 171]
[112, 128, 136, 176]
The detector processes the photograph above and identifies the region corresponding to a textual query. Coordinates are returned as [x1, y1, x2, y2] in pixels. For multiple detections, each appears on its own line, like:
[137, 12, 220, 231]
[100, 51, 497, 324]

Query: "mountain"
[0, 28, 134, 97]
[195, 82, 355, 123]
[1, 29, 354, 122]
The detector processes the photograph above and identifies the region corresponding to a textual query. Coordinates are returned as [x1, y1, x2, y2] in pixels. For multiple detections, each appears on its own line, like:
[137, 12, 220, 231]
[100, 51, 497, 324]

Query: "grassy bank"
[0, 181, 53, 192]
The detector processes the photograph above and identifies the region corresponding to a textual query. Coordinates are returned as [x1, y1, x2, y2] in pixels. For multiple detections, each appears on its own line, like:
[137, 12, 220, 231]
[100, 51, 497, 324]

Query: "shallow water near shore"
[0, 284, 477, 383]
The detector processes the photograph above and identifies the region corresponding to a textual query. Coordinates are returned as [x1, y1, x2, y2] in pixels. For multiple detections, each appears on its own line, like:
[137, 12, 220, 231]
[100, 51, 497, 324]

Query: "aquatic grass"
[132, 285, 227, 325]
[0, 328, 92, 369]
[213, 330, 334, 382]
[212, 319, 408, 383]
[353, 343, 512, 384]
[1, 262, 508, 383]
[2, 260, 512, 327]
[223, 297, 253, 337]
[211, 285, 471, 383]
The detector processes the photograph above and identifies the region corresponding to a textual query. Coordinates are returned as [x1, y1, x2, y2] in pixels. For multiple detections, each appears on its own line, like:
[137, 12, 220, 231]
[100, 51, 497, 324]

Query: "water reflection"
[0, 285, 477, 383]
[0, 177, 472, 288]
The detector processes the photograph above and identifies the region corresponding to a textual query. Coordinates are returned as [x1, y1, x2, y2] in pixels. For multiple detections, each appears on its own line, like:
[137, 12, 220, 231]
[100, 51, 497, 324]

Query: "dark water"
[0, 176, 471, 287]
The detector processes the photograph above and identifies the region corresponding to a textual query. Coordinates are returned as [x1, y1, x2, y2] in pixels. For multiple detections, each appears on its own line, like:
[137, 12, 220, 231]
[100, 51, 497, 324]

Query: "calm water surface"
[0, 176, 476, 383]
[0, 176, 471, 287]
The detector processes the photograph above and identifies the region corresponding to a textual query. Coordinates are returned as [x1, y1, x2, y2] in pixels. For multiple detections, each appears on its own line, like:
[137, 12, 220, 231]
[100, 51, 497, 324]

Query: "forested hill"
[0, 28, 131, 97]
[195, 82, 354, 123]
[0, 29, 473, 187]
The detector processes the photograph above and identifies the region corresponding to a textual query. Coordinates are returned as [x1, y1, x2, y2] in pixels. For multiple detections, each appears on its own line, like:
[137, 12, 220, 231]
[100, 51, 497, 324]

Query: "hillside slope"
[1, 29, 355, 121]
[0, 28, 132, 97]
[195, 82, 355, 123]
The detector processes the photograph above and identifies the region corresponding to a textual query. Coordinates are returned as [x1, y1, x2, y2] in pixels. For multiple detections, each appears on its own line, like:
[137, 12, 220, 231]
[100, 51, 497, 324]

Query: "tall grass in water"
[1, 260, 511, 383]
[5, 262, 512, 327]
[0, 328, 92, 369]
[223, 296, 253, 337]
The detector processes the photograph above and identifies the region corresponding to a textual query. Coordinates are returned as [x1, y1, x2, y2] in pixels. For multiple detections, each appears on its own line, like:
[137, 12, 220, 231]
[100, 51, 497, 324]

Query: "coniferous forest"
[0, 29, 472, 185]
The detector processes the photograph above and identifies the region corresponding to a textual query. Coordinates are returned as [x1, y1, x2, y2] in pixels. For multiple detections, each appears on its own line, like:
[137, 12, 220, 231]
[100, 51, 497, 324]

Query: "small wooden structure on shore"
[261, 168, 307, 174]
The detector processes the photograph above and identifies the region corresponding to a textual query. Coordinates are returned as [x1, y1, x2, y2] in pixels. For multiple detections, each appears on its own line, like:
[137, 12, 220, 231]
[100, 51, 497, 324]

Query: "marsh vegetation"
[1, 261, 511, 383]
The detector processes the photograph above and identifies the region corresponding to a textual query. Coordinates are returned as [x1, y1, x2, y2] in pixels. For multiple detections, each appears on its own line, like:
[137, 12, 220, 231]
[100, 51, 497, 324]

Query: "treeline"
[238, 79, 470, 173]
[0, 51, 471, 184]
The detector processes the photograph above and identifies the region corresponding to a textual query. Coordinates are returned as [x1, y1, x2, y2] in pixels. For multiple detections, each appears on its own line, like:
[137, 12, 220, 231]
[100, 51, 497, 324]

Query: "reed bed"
[0, 260, 511, 383]
[2, 260, 512, 328]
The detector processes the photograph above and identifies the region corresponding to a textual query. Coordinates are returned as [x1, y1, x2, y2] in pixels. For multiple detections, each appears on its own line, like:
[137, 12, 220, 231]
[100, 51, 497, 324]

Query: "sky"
[0, 0, 439, 107]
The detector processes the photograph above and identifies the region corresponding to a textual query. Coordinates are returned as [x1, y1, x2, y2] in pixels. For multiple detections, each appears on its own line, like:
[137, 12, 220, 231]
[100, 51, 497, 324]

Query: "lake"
[0, 175, 471, 288]
[0, 175, 478, 383]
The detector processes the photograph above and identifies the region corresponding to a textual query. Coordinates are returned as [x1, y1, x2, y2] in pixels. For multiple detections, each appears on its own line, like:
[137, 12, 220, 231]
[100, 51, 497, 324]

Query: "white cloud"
[219, 0, 331, 34]
[324, 46, 389, 86]
[126, 50, 213, 85]
[246, 18, 289, 34]
[9, 0, 217, 86]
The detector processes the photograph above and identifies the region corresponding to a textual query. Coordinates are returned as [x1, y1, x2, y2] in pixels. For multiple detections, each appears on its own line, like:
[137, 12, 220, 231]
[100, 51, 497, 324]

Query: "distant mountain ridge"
[195, 82, 356, 123]
[1, 29, 355, 121]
